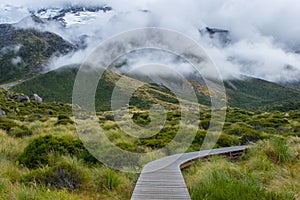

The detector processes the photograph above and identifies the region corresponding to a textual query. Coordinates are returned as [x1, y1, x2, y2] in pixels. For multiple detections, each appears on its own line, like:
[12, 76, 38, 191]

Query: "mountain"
[0, 24, 75, 84]
[11, 65, 300, 112]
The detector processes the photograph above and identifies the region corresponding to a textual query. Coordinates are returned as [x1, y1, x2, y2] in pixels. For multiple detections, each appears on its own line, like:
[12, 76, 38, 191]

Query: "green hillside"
[224, 77, 300, 111]
[13, 66, 300, 112]
[0, 24, 75, 84]
[12, 65, 181, 111]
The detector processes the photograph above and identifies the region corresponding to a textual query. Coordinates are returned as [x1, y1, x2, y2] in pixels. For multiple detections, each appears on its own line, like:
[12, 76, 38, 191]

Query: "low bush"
[216, 134, 240, 147]
[17, 135, 97, 168]
[55, 115, 74, 126]
[132, 112, 151, 126]
[188, 130, 206, 151]
[199, 119, 210, 130]
[240, 130, 268, 145]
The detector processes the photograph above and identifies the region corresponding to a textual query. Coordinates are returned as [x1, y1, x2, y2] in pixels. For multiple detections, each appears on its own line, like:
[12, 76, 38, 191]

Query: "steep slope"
[0, 24, 75, 84]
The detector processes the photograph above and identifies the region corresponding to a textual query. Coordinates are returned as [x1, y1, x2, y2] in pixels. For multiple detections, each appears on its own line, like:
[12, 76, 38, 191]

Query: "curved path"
[131, 146, 248, 200]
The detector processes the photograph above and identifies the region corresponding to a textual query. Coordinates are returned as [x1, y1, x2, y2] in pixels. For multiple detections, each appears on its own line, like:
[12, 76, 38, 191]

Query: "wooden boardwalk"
[131, 146, 248, 200]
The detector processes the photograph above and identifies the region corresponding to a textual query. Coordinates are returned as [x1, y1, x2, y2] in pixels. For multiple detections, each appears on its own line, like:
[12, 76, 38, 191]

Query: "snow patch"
[0, 5, 29, 23]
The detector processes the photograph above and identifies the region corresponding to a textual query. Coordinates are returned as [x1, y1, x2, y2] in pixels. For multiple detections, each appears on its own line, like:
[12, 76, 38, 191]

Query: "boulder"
[0, 110, 6, 116]
[13, 95, 30, 103]
[6, 93, 12, 99]
[30, 94, 43, 103]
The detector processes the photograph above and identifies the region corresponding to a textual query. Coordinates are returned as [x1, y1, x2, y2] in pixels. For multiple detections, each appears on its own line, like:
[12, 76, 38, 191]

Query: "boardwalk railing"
[131, 146, 248, 200]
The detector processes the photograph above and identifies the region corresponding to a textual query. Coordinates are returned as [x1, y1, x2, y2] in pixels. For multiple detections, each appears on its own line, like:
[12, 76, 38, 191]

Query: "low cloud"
[2, 0, 300, 82]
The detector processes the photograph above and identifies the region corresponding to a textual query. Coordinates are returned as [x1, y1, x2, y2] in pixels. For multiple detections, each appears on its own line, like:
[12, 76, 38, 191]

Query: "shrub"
[132, 112, 151, 126]
[199, 119, 210, 130]
[55, 115, 74, 126]
[227, 125, 254, 136]
[188, 130, 206, 151]
[216, 134, 240, 148]
[17, 135, 97, 168]
[240, 130, 267, 145]
[22, 162, 84, 191]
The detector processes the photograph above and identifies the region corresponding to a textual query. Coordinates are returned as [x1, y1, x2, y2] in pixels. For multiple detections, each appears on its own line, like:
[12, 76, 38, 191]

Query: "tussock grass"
[183, 137, 300, 200]
[1, 92, 300, 200]
[0, 118, 137, 199]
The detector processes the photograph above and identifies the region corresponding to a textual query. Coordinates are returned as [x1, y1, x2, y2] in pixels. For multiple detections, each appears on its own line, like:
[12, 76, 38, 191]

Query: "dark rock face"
[199, 27, 231, 46]
[0, 110, 6, 116]
[30, 94, 43, 102]
[0, 24, 14, 39]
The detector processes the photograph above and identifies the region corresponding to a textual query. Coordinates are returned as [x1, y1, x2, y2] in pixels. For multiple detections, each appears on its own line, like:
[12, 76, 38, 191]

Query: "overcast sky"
[1, 0, 300, 82]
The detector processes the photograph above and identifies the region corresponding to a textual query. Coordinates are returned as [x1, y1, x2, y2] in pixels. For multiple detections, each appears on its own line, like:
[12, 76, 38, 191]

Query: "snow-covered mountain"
[30, 5, 114, 27]
[0, 4, 116, 27]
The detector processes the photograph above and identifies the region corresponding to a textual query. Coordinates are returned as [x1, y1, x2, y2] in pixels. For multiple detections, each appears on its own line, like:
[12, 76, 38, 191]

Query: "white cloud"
[2, 0, 300, 82]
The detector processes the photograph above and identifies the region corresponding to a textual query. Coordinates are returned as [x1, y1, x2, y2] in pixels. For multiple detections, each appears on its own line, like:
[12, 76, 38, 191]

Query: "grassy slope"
[13, 65, 180, 111]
